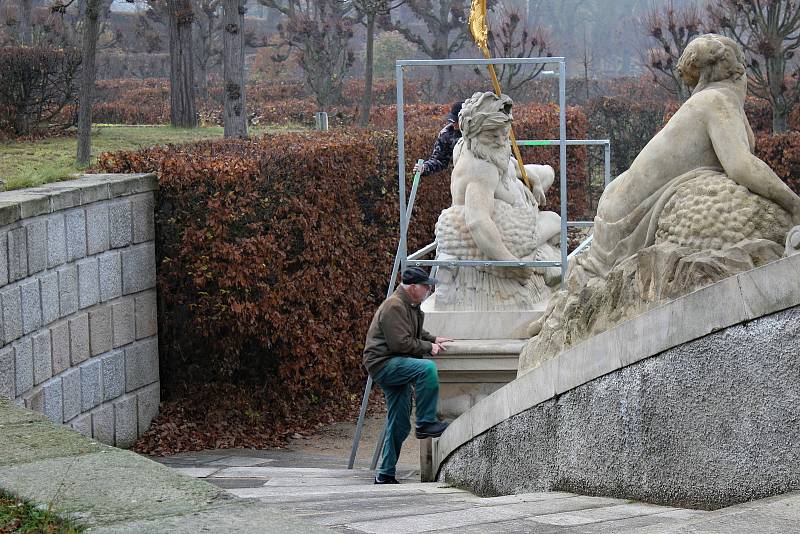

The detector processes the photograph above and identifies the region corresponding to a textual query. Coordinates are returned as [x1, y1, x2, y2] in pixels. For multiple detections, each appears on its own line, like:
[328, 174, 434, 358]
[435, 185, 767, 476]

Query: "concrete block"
[70, 413, 92, 437]
[112, 298, 134, 348]
[79, 182, 110, 205]
[89, 305, 112, 356]
[25, 385, 43, 413]
[69, 313, 90, 365]
[57, 265, 78, 317]
[109, 173, 157, 197]
[136, 382, 160, 436]
[101, 350, 124, 401]
[114, 394, 138, 448]
[77, 258, 99, 309]
[0, 233, 7, 286]
[125, 338, 159, 392]
[121, 243, 156, 295]
[61, 367, 81, 421]
[24, 218, 47, 275]
[4, 192, 49, 218]
[109, 200, 132, 249]
[41, 376, 62, 424]
[50, 321, 70, 375]
[92, 403, 115, 445]
[31, 330, 52, 385]
[46, 184, 81, 212]
[20, 279, 41, 335]
[8, 226, 27, 282]
[86, 203, 110, 256]
[13, 337, 33, 396]
[0, 204, 19, 231]
[135, 290, 157, 340]
[65, 209, 87, 262]
[2, 285, 22, 343]
[39, 272, 59, 326]
[0, 346, 14, 399]
[80, 357, 102, 411]
[46, 214, 66, 268]
[131, 194, 155, 243]
[98, 251, 122, 302]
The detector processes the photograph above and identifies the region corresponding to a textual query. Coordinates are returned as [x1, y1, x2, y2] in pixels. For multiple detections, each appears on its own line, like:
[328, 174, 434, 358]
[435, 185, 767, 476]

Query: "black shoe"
[374, 473, 400, 484]
[415, 420, 449, 439]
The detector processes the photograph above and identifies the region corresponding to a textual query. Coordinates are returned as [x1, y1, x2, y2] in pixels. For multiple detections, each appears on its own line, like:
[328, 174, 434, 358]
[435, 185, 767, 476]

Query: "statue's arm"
[708, 105, 800, 222]
[464, 179, 519, 261]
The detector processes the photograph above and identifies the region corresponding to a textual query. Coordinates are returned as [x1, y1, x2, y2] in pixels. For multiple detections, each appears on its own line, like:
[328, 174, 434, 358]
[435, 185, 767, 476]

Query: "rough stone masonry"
[0, 174, 160, 448]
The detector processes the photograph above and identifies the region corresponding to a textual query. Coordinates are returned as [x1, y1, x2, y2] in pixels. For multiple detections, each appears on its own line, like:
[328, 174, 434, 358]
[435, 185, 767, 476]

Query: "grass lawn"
[0, 490, 83, 533]
[0, 123, 305, 191]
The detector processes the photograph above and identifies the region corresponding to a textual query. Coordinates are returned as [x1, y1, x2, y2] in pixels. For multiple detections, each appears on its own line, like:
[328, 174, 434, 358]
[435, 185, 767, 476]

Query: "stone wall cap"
[0, 174, 157, 215]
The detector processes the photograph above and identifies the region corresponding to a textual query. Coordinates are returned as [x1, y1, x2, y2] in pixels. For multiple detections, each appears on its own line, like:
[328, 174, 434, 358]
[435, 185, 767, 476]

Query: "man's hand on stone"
[435, 336, 454, 344]
[431, 343, 447, 355]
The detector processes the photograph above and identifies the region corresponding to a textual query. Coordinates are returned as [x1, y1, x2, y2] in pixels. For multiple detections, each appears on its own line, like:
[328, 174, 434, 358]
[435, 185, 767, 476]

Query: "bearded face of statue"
[470, 124, 513, 178]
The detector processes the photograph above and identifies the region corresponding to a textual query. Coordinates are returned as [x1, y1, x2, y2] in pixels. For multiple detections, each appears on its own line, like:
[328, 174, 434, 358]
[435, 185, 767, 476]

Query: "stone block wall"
[0, 174, 159, 448]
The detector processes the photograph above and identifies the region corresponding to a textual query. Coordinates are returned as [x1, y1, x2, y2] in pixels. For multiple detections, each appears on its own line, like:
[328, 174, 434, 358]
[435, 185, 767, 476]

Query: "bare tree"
[639, 1, 703, 101]
[707, 0, 800, 133]
[195, 0, 222, 99]
[222, 0, 246, 137]
[258, 0, 355, 111]
[380, 0, 471, 102]
[345, 0, 404, 126]
[480, 3, 551, 93]
[20, 0, 32, 44]
[168, 0, 198, 126]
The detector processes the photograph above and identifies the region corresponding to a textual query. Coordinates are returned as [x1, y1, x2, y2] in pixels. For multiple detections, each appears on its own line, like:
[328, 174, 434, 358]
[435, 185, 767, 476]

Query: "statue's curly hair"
[676, 34, 746, 91]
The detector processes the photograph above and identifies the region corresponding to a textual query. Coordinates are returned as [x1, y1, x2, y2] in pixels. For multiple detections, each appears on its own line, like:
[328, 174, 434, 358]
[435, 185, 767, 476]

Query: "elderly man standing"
[363, 266, 453, 484]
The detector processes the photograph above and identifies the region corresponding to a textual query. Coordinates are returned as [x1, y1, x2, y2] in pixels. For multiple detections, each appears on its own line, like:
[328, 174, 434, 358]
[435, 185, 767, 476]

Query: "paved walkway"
[153, 449, 729, 533]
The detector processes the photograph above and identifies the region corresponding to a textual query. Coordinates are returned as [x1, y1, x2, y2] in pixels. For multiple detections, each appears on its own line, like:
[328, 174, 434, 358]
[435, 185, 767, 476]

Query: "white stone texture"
[2, 285, 22, 343]
[64, 209, 87, 262]
[0, 233, 7, 286]
[61, 367, 81, 421]
[98, 251, 122, 302]
[77, 258, 99, 309]
[131, 193, 155, 243]
[89, 305, 112, 356]
[86, 203, 110, 256]
[39, 271, 59, 326]
[134, 290, 157, 340]
[125, 338, 159, 392]
[101, 350, 125, 401]
[114, 394, 138, 448]
[0, 346, 14, 399]
[112, 298, 134, 348]
[136, 382, 160, 436]
[92, 403, 115, 444]
[8, 226, 27, 282]
[50, 321, 70, 375]
[121, 244, 156, 295]
[13, 337, 33, 396]
[70, 412, 92, 438]
[57, 265, 78, 317]
[20, 279, 41, 335]
[31, 330, 52, 385]
[41, 376, 62, 424]
[24, 218, 47, 275]
[80, 358, 102, 411]
[109, 200, 132, 249]
[421, 299, 544, 340]
[46, 214, 66, 268]
[69, 313, 90, 365]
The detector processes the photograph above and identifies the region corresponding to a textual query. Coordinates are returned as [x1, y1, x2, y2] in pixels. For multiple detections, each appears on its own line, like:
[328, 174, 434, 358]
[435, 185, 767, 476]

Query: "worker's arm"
[418, 126, 455, 176]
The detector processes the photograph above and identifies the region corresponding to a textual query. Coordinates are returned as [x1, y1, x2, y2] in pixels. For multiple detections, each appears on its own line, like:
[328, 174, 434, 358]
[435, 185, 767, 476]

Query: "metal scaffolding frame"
[347, 56, 611, 471]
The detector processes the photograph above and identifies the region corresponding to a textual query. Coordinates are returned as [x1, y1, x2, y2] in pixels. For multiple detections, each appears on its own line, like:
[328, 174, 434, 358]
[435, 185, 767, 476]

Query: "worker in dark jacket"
[413, 101, 463, 176]
[363, 266, 453, 484]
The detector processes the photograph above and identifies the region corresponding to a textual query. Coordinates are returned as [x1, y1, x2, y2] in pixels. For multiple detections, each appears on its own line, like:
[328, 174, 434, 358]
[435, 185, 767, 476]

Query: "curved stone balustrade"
[431, 253, 800, 508]
[0, 174, 159, 448]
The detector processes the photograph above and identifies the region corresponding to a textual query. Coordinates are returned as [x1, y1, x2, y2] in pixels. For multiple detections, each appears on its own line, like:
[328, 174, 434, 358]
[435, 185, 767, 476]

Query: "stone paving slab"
[204, 455, 277, 467]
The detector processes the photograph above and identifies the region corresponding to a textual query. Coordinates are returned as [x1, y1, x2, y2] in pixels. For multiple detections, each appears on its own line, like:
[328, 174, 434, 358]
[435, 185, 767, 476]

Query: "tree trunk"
[76, 0, 103, 166]
[223, 0, 247, 138]
[767, 55, 788, 133]
[168, 0, 198, 128]
[358, 13, 375, 127]
[20, 0, 32, 45]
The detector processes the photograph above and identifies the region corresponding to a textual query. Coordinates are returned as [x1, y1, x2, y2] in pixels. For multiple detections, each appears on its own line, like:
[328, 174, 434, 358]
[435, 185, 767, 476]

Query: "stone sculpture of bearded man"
[431, 91, 562, 311]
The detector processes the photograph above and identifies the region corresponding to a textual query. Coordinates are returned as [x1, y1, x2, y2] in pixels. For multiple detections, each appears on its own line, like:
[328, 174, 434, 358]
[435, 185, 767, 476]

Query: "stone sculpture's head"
[459, 91, 514, 175]
[676, 33, 746, 91]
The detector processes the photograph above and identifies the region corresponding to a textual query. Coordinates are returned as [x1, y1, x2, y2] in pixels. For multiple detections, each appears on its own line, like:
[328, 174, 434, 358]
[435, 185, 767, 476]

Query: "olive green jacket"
[362, 286, 436, 376]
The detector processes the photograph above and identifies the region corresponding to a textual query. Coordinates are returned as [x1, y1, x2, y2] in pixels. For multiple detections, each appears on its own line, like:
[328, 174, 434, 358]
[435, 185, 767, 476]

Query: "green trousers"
[373, 356, 440, 477]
